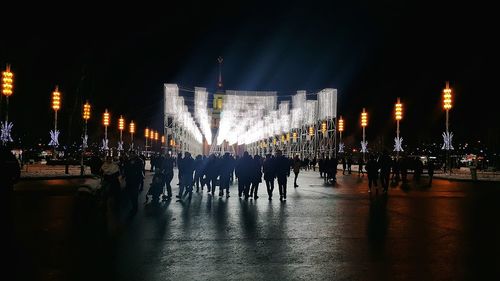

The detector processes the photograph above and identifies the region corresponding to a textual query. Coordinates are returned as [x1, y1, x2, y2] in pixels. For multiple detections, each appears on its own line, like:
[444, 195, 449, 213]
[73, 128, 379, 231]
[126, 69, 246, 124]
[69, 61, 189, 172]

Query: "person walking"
[275, 150, 290, 201]
[193, 155, 204, 192]
[358, 156, 365, 177]
[378, 150, 392, 193]
[292, 154, 301, 188]
[180, 152, 195, 200]
[365, 154, 379, 193]
[341, 156, 346, 175]
[263, 154, 276, 200]
[347, 155, 352, 174]
[219, 152, 234, 198]
[123, 151, 144, 217]
[161, 153, 174, 199]
[427, 159, 435, 187]
[100, 156, 122, 213]
[250, 154, 263, 199]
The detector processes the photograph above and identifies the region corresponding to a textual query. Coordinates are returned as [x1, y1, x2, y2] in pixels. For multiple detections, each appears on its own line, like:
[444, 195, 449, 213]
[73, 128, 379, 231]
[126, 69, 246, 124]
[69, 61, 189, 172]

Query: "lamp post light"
[394, 98, 403, 158]
[129, 120, 135, 150]
[442, 81, 454, 174]
[81, 101, 91, 175]
[145, 128, 149, 153]
[1, 64, 14, 144]
[338, 116, 344, 153]
[102, 109, 110, 153]
[118, 115, 125, 153]
[161, 135, 165, 152]
[150, 130, 156, 152]
[49, 86, 61, 158]
[361, 108, 368, 162]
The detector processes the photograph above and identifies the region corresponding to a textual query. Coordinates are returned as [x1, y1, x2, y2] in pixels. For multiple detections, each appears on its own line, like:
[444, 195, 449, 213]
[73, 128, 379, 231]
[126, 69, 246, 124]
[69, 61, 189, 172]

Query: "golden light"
[321, 122, 327, 133]
[286, 133, 290, 141]
[169, 139, 175, 146]
[83, 102, 91, 120]
[281, 134, 285, 142]
[2, 65, 13, 97]
[150, 130, 154, 140]
[52, 86, 61, 111]
[395, 98, 403, 121]
[145, 128, 149, 138]
[338, 116, 344, 132]
[129, 121, 135, 134]
[443, 82, 452, 110]
[103, 109, 110, 126]
[292, 132, 297, 141]
[154, 131, 159, 141]
[118, 115, 125, 131]
[361, 108, 367, 127]
[161, 135, 165, 144]
[309, 126, 314, 136]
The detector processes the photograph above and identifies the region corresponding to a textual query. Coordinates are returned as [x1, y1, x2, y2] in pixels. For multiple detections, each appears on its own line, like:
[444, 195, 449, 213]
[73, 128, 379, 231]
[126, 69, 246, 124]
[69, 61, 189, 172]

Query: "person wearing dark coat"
[0, 146, 20, 201]
[179, 152, 195, 199]
[205, 154, 219, 195]
[219, 153, 234, 198]
[347, 155, 352, 174]
[237, 152, 253, 199]
[161, 153, 174, 198]
[263, 154, 276, 200]
[193, 155, 204, 192]
[275, 150, 290, 201]
[365, 154, 379, 193]
[341, 156, 347, 175]
[249, 155, 263, 199]
[123, 151, 144, 217]
[378, 150, 392, 193]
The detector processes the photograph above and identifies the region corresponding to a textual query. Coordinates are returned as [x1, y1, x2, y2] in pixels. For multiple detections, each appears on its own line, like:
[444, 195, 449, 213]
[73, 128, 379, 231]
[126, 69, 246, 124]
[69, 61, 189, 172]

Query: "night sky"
[1, 1, 497, 149]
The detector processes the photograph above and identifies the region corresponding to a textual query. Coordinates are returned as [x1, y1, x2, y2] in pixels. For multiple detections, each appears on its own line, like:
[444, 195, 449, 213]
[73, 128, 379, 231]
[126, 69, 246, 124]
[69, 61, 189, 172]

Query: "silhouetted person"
[319, 153, 325, 178]
[205, 154, 219, 195]
[378, 150, 392, 193]
[292, 155, 301, 188]
[220, 153, 234, 198]
[358, 156, 365, 177]
[0, 146, 20, 198]
[123, 151, 144, 217]
[365, 154, 379, 193]
[400, 156, 408, 184]
[311, 157, 317, 171]
[250, 154, 262, 199]
[180, 152, 195, 199]
[327, 155, 337, 183]
[177, 153, 183, 186]
[341, 156, 346, 175]
[100, 156, 121, 213]
[347, 155, 352, 174]
[161, 153, 174, 198]
[193, 155, 204, 192]
[263, 154, 276, 200]
[427, 160, 435, 187]
[414, 158, 423, 184]
[139, 154, 146, 191]
[238, 152, 253, 199]
[275, 150, 290, 201]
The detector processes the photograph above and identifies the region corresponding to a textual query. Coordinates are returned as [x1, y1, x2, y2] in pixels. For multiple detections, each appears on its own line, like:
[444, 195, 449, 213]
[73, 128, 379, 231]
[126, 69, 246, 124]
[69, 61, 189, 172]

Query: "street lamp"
[118, 115, 125, 153]
[361, 108, 368, 162]
[129, 120, 135, 150]
[338, 116, 344, 153]
[49, 86, 61, 155]
[442, 81, 454, 173]
[394, 98, 403, 158]
[1, 64, 14, 144]
[145, 128, 149, 152]
[81, 101, 91, 175]
[102, 109, 110, 152]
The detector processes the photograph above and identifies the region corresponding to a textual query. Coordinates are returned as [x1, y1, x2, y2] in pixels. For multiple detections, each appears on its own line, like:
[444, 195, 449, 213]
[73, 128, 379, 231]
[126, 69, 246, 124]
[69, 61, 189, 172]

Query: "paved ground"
[7, 170, 500, 280]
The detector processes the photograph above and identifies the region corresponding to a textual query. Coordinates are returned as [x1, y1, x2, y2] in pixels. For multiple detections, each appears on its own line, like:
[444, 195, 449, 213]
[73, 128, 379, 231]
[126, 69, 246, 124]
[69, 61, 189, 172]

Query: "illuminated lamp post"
[81, 101, 91, 175]
[118, 115, 125, 153]
[442, 81, 454, 173]
[338, 116, 344, 153]
[1, 64, 14, 144]
[145, 128, 149, 153]
[361, 108, 368, 162]
[49, 86, 61, 158]
[102, 109, 110, 152]
[154, 131, 159, 151]
[129, 121, 135, 150]
[394, 98, 403, 158]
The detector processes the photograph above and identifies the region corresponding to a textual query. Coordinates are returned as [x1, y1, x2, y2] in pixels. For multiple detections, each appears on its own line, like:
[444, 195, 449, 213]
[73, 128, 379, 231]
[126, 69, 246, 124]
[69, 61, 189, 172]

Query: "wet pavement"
[7, 170, 500, 280]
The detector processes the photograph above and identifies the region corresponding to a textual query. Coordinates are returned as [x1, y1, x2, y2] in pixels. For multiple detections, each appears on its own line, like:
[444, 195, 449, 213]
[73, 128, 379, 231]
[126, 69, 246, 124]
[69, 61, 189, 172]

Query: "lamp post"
[145, 128, 149, 153]
[81, 101, 91, 175]
[129, 121, 135, 150]
[338, 116, 344, 153]
[118, 115, 125, 154]
[442, 81, 453, 174]
[361, 108, 368, 162]
[102, 109, 110, 153]
[50, 86, 61, 158]
[1, 64, 14, 145]
[394, 98, 403, 159]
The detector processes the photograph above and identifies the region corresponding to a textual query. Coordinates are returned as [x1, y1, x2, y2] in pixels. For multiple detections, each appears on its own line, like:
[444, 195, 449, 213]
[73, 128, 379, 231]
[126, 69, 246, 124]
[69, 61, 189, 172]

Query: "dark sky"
[1, 1, 498, 149]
